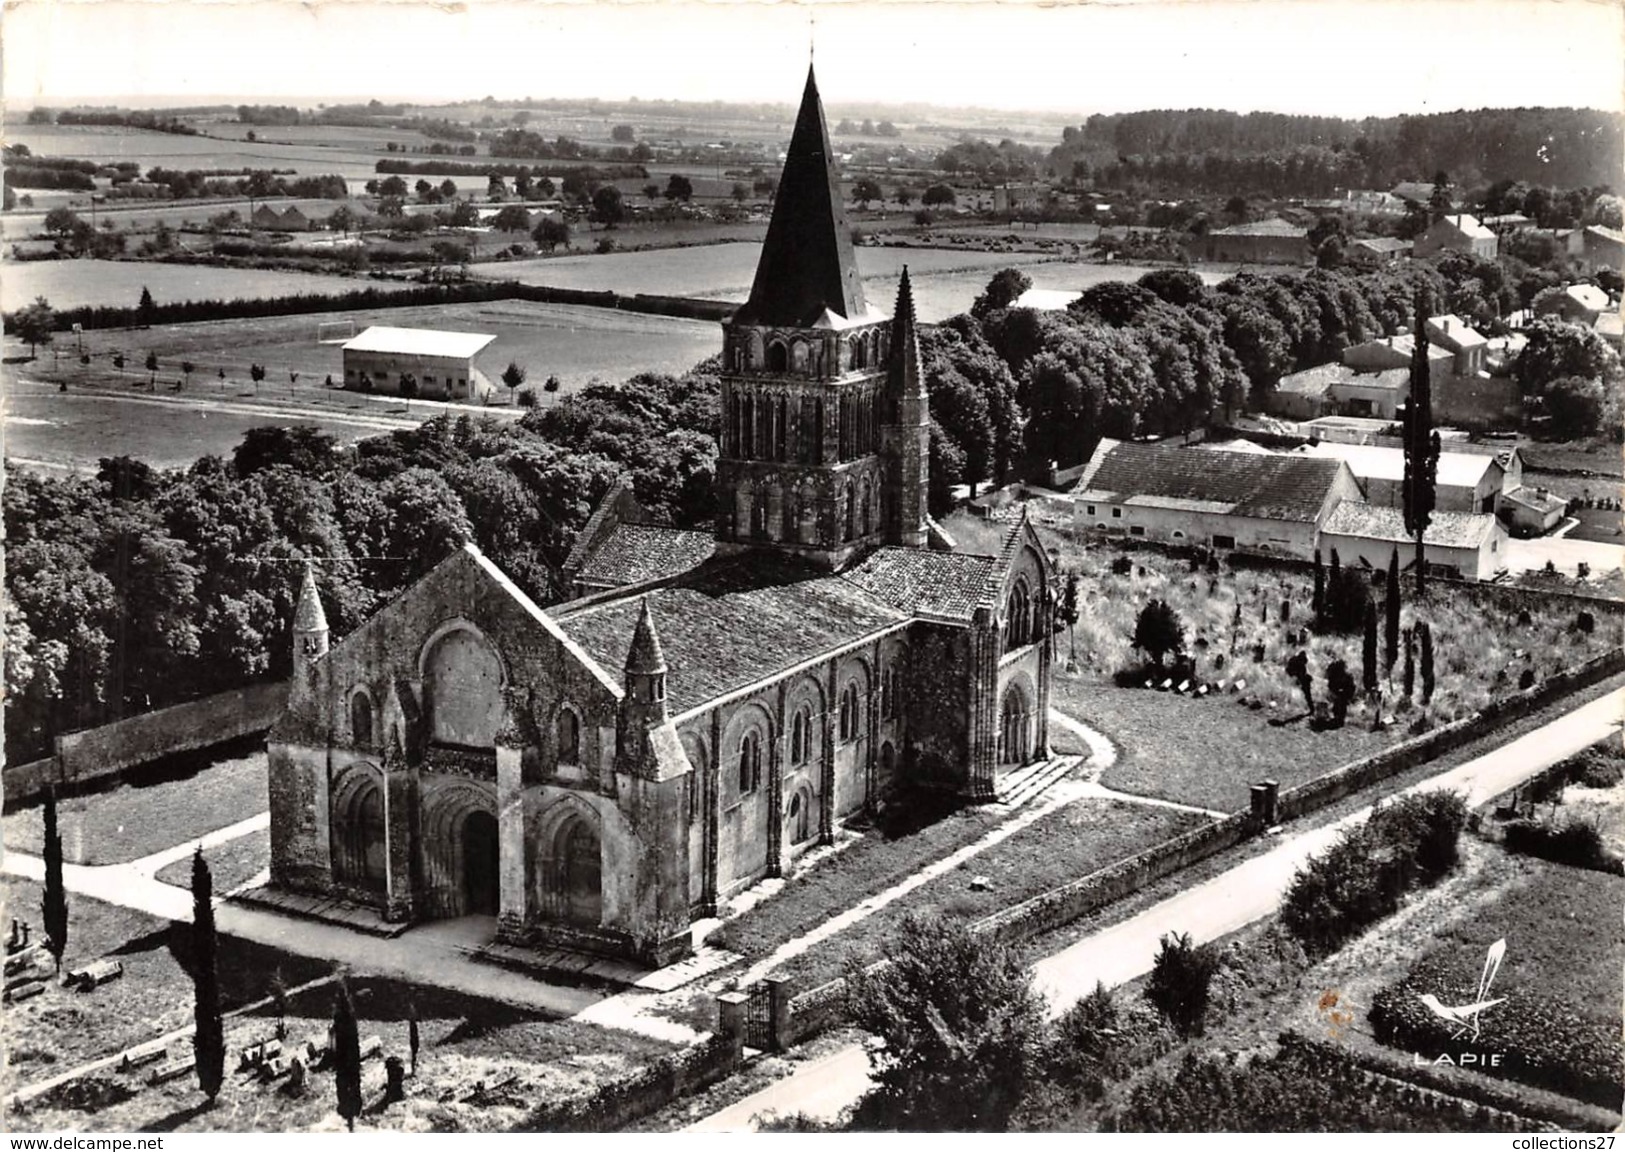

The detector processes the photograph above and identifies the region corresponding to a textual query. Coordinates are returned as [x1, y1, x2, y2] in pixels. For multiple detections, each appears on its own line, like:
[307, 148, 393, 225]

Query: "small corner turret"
[291, 561, 329, 697]
[616, 598, 669, 775]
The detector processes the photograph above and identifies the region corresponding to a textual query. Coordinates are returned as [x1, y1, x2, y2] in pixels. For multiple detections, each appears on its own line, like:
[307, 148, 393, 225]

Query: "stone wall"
[5, 681, 287, 807]
[1275, 647, 1625, 822]
[514, 1032, 741, 1132]
[771, 646, 1625, 1049]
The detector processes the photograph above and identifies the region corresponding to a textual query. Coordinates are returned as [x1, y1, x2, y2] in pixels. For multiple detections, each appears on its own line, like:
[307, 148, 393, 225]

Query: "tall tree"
[1401, 288, 1440, 596]
[1384, 549, 1401, 672]
[1419, 621, 1436, 704]
[41, 788, 68, 975]
[845, 913, 1044, 1131]
[1362, 600, 1379, 697]
[12, 297, 56, 358]
[191, 847, 225, 1105]
[333, 981, 364, 1131]
[1312, 549, 1326, 624]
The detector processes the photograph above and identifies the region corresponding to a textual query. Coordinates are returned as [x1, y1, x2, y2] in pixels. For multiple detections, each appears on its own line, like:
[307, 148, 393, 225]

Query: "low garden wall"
[514, 1032, 739, 1132]
[769, 647, 1625, 1051]
[1276, 648, 1625, 822]
[4, 681, 288, 807]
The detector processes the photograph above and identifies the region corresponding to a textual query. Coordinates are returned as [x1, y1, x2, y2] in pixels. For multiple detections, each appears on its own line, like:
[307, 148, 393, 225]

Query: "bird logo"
[1417, 937, 1506, 1041]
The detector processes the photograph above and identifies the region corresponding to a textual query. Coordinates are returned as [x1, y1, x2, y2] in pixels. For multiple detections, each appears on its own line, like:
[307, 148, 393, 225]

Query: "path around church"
[685, 687, 1625, 1131]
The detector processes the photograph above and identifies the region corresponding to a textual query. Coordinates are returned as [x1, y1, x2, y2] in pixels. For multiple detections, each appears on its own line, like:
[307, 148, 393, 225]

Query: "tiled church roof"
[556, 555, 909, 715]
[576, 524, 716, 589]
[841, 546, 999, 622]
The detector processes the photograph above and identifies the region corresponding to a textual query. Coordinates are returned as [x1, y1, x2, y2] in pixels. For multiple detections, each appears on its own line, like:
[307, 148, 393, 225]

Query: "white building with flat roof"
[342, 326, 498, 402]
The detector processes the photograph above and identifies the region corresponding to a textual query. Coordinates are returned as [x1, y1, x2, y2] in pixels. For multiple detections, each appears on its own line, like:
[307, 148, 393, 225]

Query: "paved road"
[688, 688, 1624, 1131]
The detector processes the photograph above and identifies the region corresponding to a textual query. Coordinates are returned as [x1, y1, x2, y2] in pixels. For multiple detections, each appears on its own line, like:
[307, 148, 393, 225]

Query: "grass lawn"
[155, 829, 271, 893]
[9, 946, 678, 1133]
[1016, 528, 1619, 812]
[767, 798, 1209, 989]
[1058, 676, 1393, 814]
[710, 796, 1005, 960]
[2, 746, 267, 866]
[0, 876, 332, 1083]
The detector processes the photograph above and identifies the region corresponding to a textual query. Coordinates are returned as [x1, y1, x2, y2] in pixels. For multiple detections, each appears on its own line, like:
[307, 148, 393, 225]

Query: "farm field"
[470, 242, 1218, 322]
[5, 298, 719, 469]
[6, 124, 401, 180]
[2, 197, 357, 242]
[2, 258, 398, 312]
[24, 296, 719, 394]
[3, 382, 409, 473]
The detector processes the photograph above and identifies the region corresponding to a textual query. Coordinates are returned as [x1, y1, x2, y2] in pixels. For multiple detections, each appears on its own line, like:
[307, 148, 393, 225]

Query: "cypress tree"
[1384, 549, 1401, 672]
[1402, 287, 1440, 597]
[41, 788, 68, 976]
[1362, 600, 1379, 697]
[1402, 627, 1416, 699]
[1313, 550, 1326, 622]
[333, 981, 364, 1131]
[192, 848, 225, 1105]
[408, 1001, 420, 1077]
[1420, 622, 1436, 704]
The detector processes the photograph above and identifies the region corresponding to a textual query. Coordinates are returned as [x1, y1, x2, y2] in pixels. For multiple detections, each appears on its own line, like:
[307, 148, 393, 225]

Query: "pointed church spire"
[293, 560, 328, 635]
[626, 598, 666, 675]
[733, 65, 867, 327]
[890, 265, 926, 398]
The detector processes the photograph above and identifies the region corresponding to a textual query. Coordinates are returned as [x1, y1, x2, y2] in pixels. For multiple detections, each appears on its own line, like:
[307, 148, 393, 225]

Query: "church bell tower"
[714, 65, 929, 569]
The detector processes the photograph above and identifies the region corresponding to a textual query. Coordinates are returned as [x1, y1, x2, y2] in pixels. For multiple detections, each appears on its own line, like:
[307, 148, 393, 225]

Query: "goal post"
[316, 319, 356, 345]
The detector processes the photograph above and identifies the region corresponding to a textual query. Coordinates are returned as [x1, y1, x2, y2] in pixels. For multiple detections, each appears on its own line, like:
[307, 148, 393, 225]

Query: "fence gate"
[744, 981, 773, 1051]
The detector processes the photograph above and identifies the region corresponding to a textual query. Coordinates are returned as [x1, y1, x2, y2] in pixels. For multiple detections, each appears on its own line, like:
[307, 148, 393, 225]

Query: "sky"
[4, 0, 1622, 119]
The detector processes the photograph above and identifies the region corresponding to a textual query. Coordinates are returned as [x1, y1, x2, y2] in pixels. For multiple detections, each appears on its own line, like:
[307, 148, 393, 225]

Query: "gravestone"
[5, 979, 44, 1004]
[384, 1056, 405, 1104]
[283, 1056, 306, 1096]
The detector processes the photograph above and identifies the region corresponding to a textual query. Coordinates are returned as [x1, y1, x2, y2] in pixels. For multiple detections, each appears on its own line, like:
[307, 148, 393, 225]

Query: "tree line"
[2, 368, 720, 765]
[1050, 107, 1623, 194]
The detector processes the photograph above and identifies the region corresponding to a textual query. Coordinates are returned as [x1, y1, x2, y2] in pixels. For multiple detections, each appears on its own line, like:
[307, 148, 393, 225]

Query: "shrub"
[1574, 610, 1595, 634]
[1281, 792, 1466, 955]
[1145, 932, 1218, 1038]
[1110, 555, 1133, 576]
[1370, 964, 1624, 1109]
[1502, 816, 1622, 873]
[1560, 742, 1625, 789]
[1132, 599, 1185, 667]
[1518, 668, 1536, 691]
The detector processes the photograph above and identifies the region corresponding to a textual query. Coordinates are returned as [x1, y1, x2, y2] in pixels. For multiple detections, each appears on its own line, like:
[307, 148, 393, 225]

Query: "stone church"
[266, 66, 1058, 967]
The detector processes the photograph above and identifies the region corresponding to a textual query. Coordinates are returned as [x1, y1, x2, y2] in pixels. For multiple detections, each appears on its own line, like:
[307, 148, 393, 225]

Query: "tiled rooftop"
[842, 546, 1000, 622]
[1321, 502, 1499, 549]
[577, 524, 716, 589]
[1075, 440, 1345, 523]
[555, 555, 909, 714]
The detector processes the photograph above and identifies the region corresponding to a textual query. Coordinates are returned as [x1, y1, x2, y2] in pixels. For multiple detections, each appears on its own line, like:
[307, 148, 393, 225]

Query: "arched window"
[350, 691, 373, 747]
[791, 341, 809, 373]
[739, 393, 755, 460]
[1001, 684, 1031, 766]
[738, 731, 761, 794]
[767, 342, 788, 372]
[556, 708, 580, 763]
[791, 707, 811, 765]
[882, 666, 901, 720]
[775, 396, 788, 461]
[859, 480, 873, 536]
[1005, 583, 1032, 653]
[788, 788, 812, 844]
[850, 335, 866, 370]
[838, 681, 862, 742]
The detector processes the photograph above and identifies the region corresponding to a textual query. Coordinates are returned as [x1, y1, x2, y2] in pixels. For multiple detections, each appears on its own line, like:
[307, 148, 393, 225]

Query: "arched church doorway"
[1000, 685, 1031, 767]
[336, 780, 387, 894]
[557, 816, 602, 927]
[462, 810, 499, 915]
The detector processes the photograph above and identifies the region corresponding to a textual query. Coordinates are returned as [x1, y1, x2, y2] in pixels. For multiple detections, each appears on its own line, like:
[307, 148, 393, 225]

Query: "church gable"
[288, 544, 621, 751]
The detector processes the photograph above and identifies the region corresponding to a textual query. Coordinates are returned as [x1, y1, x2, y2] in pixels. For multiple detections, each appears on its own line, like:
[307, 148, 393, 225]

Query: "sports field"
[2, 258, 401, 313]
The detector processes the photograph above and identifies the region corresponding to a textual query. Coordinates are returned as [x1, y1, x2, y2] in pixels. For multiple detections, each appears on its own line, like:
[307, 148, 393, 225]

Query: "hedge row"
[1369, 966, 1624, 1111]
[374, 158, 647, 181]
[6, 279, 735, 333]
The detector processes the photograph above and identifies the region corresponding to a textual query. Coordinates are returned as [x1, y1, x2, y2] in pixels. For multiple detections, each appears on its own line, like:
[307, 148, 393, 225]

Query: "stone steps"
[995, 755, 1083, 810]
